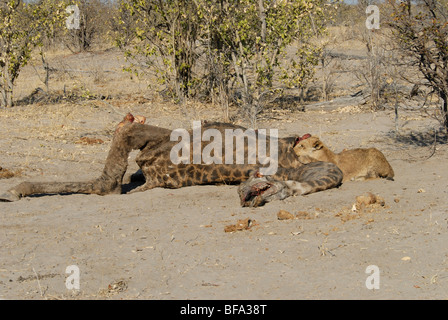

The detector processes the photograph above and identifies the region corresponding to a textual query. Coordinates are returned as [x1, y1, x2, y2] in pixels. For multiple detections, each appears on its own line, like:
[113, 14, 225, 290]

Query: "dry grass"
[0, 166, 22, 179]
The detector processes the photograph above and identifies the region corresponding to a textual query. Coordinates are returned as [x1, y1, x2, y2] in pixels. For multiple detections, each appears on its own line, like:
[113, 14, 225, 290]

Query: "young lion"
[293, 135, 394, 182]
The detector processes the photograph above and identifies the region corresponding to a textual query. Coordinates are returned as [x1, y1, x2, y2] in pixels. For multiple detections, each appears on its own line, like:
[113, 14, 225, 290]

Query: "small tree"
[199, 0, 332, 126]
[387, 0, 448, 131]
[110, 0, 136, 48]
[64, 0, 110, 53]
[116, 0, 203, 102]
[114, 0, 333, 125]
[0, 0, 66, 107]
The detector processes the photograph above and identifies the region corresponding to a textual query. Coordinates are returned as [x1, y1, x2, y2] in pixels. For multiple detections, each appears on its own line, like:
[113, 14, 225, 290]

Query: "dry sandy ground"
[1, 99, 447, 300]
[1, 48, 448, 300]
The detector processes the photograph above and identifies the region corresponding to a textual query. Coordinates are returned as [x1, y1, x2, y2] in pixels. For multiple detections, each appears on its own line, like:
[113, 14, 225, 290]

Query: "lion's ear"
[313, 140, 323, 150]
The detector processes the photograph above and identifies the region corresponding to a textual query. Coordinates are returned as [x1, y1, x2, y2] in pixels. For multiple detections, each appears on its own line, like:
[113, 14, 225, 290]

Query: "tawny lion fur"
[293, 136, 394, 182]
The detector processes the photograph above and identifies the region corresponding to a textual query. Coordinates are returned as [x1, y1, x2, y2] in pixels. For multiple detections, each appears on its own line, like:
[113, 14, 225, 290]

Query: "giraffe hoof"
[0, 191, 20, 202]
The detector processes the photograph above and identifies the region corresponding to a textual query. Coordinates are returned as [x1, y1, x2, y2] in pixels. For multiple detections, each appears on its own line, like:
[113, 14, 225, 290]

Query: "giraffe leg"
[1, 122, 171, 201]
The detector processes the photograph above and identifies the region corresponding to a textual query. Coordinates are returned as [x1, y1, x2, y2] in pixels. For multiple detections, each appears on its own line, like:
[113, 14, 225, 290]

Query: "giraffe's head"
[238, 170, 290, 207]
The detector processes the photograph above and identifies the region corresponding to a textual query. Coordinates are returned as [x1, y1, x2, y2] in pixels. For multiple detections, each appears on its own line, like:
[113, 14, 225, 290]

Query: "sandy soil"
[1, 50, 448, 300]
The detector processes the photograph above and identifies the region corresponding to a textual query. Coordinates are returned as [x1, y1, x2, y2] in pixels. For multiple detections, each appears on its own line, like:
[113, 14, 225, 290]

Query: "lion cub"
[293, 136, 394, 182]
